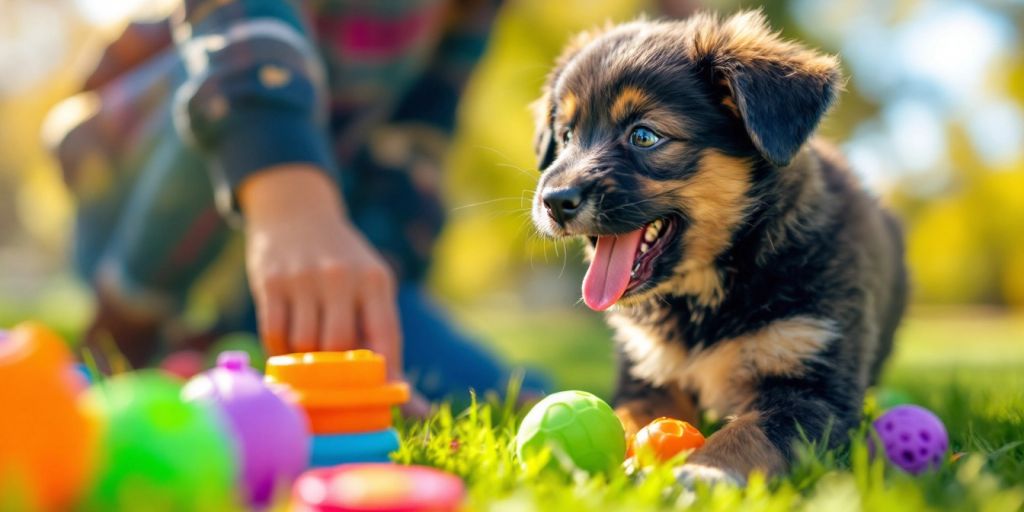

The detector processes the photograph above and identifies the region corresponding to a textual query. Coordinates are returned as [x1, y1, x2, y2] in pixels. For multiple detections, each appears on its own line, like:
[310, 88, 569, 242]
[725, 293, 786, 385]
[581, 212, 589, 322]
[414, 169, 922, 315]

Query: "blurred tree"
[0, 0, 1022, 314]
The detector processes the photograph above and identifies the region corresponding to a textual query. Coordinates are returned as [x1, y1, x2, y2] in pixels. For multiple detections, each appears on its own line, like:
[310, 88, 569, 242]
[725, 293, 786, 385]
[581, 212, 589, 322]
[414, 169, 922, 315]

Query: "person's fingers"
[259, 295, 289, 356]
[319, 262, 357, 351]
[358, 263, 402, 377]
[400, 390, 431, 419]
[254, 272, 289, 356]
[288, 292, 319, 353]
[321, 296, 357, 351]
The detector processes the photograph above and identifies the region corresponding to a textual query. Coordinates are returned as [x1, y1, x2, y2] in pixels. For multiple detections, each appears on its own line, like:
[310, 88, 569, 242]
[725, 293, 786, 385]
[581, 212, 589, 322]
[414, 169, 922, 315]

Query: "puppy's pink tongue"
[582, 228, 644, 311]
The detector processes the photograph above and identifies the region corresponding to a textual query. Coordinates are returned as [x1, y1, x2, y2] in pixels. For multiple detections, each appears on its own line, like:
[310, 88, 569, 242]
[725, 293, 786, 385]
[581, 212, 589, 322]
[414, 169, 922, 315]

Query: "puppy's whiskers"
[597, 184, 689, 216]
[450, 196, 527, 213]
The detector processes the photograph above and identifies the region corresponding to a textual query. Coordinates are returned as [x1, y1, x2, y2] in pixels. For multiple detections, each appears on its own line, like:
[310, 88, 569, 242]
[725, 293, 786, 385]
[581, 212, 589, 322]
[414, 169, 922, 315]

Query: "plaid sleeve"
[172, 0, 337, 215]
[390, 0, 503, 133]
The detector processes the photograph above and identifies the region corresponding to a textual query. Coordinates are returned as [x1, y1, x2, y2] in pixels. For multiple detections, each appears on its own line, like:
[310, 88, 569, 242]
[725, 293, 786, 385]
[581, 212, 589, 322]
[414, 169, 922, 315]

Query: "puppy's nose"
[542, 186, 584, 225]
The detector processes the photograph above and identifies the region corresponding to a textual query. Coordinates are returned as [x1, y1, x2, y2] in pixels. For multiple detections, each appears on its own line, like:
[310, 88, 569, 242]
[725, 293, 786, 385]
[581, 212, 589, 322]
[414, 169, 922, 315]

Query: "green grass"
[393, 383, 1024, 511]
[4, 292, 1023, 510]
[391, 305, 1024, 511]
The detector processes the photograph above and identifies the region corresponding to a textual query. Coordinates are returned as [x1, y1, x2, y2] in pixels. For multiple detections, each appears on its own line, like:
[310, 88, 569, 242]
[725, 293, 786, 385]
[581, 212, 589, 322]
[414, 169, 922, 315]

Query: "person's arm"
[172, 0, 336, 211]
[171, 1, 403, 377]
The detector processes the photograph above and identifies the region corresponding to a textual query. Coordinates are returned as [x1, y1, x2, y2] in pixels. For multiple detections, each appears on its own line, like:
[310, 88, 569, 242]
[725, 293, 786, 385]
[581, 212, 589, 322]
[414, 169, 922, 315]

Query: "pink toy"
[183, 351, 310, 507]
[291, 463, 465, 512]
[161, 350, 206, 380]
[872, 404, 948, 474]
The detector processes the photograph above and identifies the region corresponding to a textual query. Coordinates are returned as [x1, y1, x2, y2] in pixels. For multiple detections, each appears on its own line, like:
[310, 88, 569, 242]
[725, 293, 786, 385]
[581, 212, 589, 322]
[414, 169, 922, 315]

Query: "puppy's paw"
[673, 463, 744, 489]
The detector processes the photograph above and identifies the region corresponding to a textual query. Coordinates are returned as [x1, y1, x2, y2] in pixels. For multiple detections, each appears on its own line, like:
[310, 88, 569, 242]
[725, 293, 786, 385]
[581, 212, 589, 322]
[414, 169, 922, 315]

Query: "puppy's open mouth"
[582, 215, 679, 311]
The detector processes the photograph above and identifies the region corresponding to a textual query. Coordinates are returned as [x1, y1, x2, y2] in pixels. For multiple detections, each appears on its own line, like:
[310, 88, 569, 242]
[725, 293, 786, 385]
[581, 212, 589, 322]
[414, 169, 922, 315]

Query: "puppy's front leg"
[613, 357, 699, 438]
[679, 377, 860, 486]
[675, 412, 783, 485]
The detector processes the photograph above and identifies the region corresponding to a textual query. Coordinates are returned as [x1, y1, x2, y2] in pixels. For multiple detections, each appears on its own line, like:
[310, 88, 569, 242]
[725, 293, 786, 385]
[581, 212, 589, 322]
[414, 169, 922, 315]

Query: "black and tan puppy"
[530, 11, 907, 484]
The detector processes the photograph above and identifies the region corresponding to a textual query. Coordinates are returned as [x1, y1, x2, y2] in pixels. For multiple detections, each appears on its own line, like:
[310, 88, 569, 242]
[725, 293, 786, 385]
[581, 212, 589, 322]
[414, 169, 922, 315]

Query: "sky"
[792, 0, 1023, 189]
[72, 0, 178, 26]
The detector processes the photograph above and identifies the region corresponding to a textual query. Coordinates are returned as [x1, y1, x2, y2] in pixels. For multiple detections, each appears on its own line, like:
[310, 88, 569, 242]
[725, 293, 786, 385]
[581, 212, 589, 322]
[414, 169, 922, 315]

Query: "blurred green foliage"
[0, 0, 1022, 313]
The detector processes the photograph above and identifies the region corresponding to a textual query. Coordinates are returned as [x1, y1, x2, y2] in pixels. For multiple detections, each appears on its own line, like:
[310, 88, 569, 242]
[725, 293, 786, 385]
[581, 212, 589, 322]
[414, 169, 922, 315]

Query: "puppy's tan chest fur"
[611, 314, 838, 416]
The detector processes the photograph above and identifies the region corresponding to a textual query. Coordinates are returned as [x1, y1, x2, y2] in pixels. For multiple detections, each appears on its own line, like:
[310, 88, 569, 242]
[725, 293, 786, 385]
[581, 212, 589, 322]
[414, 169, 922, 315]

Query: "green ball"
[516, 390, 626, 475]
[81, 371, 239, 511]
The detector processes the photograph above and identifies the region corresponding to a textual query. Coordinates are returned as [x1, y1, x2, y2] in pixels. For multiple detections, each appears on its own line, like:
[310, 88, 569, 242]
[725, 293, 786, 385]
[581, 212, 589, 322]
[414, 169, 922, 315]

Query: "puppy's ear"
[690, 11, 841, 167]
[531, 92, 557, 171]
[533, 26, 610, 170]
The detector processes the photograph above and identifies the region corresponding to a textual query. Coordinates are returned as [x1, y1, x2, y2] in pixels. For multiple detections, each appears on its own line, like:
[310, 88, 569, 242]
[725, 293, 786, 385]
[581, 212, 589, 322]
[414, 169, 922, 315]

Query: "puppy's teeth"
[640, 243, 650, 253]
[644, 226, 658, 242]
[652, 219, 664, 232]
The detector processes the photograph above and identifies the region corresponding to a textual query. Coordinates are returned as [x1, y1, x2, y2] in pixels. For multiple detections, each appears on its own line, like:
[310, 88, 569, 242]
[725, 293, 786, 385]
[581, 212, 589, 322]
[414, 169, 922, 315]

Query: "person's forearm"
[239, 164, 345, 225]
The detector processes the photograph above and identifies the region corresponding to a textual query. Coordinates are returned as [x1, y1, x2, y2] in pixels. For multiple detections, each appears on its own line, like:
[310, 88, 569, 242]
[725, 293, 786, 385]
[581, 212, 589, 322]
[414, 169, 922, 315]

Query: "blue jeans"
[399, 286, 548, 401]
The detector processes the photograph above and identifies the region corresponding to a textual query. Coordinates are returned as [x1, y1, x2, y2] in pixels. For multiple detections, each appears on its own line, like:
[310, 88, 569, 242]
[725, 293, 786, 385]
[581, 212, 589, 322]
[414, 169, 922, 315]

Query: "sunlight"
[72, 0, 178, 27]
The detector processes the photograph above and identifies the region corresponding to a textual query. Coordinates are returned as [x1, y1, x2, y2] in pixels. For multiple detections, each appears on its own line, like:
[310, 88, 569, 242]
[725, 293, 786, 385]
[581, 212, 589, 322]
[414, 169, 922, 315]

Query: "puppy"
[530, 11, 907, 484]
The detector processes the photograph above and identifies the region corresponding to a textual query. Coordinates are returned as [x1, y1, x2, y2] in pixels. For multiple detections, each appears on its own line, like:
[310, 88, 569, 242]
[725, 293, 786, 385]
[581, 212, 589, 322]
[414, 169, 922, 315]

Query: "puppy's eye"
[562, 130, 573, 144]
[629, 126, 661, 148]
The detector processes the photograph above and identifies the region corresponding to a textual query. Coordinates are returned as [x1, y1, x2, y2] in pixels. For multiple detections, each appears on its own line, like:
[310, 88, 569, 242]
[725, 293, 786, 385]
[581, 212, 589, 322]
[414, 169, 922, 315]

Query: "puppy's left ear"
[692, 11, 842, 167]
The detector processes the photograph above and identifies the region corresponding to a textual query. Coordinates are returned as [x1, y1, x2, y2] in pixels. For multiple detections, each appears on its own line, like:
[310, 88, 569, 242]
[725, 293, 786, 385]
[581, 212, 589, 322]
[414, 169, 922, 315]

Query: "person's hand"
[239, 164, 402, 371]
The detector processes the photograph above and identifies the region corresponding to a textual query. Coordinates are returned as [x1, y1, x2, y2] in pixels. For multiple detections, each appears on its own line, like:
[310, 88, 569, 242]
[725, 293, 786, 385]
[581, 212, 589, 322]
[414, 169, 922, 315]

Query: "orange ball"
[0, 323, 98, 510]
[631, 417, 705, 465]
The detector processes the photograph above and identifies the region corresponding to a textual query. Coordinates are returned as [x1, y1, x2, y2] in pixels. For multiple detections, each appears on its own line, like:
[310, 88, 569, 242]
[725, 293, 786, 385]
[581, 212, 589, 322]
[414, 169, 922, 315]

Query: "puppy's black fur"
[530, 11, 907, 483]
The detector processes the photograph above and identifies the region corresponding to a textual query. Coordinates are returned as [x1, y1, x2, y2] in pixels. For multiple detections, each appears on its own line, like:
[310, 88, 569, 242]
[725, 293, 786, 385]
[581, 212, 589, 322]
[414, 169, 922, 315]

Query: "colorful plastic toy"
[872, 404, 949, 474]
[631, 417, 705, 466]
[206, 332, 265, 371]
[0, 322, 98, 511]
[160, 349, 206, 380]
[516, 390, 626, 475]
[73, 362, 93, 387]
[266, 350, 409, 466]
[266, 350, 409, 433]
[81, 371, 238, 511]
[291, 464, 465, 512]
[310, 430, 401, 467]
[183, 351, 310, 507]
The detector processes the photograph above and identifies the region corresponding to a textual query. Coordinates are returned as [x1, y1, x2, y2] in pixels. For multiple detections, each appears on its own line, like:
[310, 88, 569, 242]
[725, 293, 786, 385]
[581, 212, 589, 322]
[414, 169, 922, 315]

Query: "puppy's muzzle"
[541, 184, 587, 226]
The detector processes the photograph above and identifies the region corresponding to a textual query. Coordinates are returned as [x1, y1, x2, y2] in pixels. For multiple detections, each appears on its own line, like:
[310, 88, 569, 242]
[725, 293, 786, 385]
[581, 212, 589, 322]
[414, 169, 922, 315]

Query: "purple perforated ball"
[183, 351, 310, 507]
[872, 405, 948, 474]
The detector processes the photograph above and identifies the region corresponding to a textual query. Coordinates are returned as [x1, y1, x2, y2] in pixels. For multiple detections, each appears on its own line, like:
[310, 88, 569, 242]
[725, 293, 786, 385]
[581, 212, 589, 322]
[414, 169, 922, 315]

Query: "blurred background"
[1, 0, 1022, 395]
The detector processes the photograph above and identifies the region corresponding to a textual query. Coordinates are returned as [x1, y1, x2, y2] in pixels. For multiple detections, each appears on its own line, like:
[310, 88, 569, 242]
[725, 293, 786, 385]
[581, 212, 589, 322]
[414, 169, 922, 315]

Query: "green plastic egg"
[515, 390, 626, 475]
[80, 371, 239, 511]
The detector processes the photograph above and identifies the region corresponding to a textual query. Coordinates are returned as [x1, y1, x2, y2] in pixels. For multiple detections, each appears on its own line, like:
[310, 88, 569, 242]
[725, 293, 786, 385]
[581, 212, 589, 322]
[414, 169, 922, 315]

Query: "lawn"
[3, 292, 1023, 511]
[390, 305, 1024, 511]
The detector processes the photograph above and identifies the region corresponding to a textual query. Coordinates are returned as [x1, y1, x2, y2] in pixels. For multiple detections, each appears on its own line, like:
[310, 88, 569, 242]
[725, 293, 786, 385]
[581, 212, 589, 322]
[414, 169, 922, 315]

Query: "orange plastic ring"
[305, 406, 394, 434]
[277, 382, 410, 409]
[266, 350, 386, 388]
